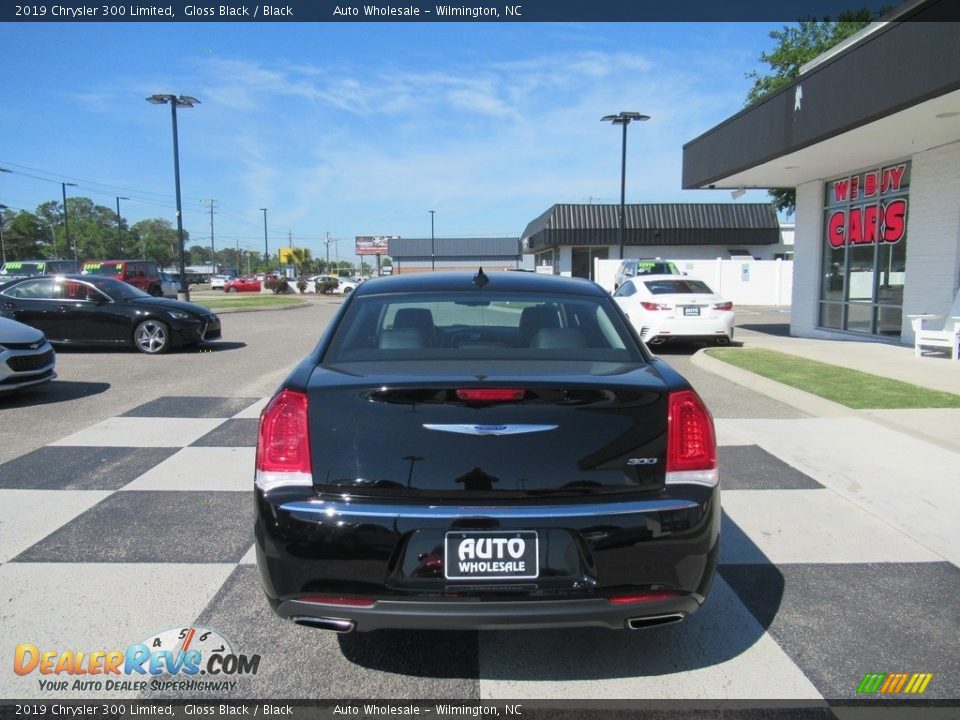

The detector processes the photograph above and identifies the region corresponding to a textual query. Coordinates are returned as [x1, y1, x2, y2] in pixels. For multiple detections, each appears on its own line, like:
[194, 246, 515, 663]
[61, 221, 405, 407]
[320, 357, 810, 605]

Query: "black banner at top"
[2, 0, 922, 23]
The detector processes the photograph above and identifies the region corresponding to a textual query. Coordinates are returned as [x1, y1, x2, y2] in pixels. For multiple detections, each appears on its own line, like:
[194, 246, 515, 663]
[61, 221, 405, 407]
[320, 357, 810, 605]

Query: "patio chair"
[909, 289, 960, 360]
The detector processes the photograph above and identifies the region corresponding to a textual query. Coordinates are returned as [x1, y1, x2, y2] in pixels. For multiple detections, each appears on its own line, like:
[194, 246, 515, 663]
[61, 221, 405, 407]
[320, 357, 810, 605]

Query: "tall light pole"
[115, 196, 129, 255]
[61, 182, 78, 261]
[429, 210, 435, 272]
[0, 203, 7, 265]
[147, 93, 200, 300]
[260, 208, 269, 275]
[601, 112, 649, 260]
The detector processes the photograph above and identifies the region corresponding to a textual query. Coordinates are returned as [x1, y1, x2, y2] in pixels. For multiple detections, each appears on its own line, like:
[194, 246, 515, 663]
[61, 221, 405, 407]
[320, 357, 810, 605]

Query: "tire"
[228, 287, 238, 293]
[343, 286, 353, 294]
[134, 319, 171, 354]
[149, 285, 162, 297]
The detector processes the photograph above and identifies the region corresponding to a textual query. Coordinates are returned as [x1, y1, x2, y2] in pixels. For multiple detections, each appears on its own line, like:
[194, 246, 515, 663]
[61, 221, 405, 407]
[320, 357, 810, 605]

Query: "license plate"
[683, 306, 701, 316]
[444, 530, 539, 580]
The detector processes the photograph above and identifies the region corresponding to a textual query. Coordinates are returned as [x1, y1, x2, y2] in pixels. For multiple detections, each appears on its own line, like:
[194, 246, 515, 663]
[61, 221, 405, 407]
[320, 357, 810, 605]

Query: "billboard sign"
[356, 236, 395, 256]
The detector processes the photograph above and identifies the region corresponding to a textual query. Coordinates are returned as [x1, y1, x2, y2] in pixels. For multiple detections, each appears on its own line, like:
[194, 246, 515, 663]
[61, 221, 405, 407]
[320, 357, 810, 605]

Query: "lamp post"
[260, 208, 269, 276]
[61, 182, 79, 261]
[0, 203, 7, 265]
[115, 196, 129, 255]
[147, 93, 200, 300]
[601, 112, 649, 260]
[429, 210, 435, 272]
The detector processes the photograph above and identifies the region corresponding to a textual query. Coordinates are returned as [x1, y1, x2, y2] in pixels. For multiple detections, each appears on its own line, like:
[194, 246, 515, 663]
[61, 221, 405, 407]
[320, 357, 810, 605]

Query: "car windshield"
[81, 263, 123, 277]
[643, 279, 714, 295]
[0, 262, 45, 277]
[323, 291, 643, 366]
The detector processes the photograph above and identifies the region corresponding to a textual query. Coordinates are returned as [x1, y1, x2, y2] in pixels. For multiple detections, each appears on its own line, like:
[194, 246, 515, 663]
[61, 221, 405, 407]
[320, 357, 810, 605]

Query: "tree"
[1, 208, 50, 260]
[745, 13, 873, 214]
[129, 218, 185, 268]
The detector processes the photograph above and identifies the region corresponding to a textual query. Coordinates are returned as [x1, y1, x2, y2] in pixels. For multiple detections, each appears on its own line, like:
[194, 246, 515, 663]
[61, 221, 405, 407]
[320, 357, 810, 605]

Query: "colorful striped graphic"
[857, 672, 933, 694]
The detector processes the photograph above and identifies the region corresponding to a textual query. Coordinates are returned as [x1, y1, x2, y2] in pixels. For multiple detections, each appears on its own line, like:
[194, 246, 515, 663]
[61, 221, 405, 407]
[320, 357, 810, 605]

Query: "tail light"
[456, 388, 525, 402]
[608, 591, 681, 604]
[713, 301, 733, 311]
[641, 301, 673, 311]
[256, 390, 313, 490]
[666, 390, 718, 487]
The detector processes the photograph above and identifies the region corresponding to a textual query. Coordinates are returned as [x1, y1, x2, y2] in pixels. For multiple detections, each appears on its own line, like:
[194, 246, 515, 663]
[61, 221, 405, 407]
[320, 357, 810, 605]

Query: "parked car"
[0, 315, 56, 395]
[159, 272, 178, 298]
[0, 260, 81, 282]
[81, 260, 163, 297]
[613, 258, 681, 291]
[310, 275, 357, 294]
[0, 275, 220, 354]
[614, 274, 734, 346]
[223, 276, 262, 293]
[209, 274, 234, 290]
[254, 270, 719, 632]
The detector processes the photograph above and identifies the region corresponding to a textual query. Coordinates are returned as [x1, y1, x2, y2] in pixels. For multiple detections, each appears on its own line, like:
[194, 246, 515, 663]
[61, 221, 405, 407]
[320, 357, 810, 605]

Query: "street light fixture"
[429, 210, 435, 272]
[147, 93, 200, 300]
[601, 111, 649, 260]
[61, 182, 78, 261]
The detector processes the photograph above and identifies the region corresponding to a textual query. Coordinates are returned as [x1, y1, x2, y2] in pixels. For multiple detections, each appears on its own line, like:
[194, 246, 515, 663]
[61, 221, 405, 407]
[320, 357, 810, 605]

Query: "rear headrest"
[530, 328, 586, 349]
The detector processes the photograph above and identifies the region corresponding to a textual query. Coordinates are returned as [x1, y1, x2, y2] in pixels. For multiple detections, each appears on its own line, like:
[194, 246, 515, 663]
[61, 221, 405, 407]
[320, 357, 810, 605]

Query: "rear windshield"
[323, 291, 644, 365]
[643, 279, 713, 295]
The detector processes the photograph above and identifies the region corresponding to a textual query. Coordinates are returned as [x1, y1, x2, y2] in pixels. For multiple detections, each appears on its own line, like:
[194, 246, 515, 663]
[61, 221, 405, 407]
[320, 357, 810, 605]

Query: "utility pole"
[325, 232, 331, 272]
[203, 199, 216, 275]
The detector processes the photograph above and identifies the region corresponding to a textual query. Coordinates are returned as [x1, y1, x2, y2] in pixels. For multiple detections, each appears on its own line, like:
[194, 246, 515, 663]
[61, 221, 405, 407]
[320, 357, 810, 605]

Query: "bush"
[265, 277, 290, 294]
[315, 277, 338, 294]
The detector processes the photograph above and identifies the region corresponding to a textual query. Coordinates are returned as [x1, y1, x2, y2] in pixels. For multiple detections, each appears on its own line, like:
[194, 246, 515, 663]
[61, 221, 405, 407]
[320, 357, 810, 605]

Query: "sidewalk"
[691, 322, 960, 453]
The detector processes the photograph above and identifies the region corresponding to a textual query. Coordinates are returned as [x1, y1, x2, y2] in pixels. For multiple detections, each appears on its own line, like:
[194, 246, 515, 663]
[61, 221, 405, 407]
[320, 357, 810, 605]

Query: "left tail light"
[713, 301, 733, 311]
[256, 390, 313, 490]
[665, 389, 718, 487]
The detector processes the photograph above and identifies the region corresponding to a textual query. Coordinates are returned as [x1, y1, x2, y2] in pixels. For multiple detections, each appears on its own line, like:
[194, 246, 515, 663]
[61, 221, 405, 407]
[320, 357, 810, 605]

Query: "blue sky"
[1, 22, 780, 264]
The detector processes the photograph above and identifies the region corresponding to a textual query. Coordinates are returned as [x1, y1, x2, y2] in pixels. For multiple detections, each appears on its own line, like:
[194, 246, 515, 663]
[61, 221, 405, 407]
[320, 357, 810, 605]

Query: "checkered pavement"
[1, 397, 958, 703]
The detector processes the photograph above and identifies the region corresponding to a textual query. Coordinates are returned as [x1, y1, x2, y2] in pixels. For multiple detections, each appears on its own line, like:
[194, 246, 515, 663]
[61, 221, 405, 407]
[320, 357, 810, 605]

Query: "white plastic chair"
[908, 289, 960, 360]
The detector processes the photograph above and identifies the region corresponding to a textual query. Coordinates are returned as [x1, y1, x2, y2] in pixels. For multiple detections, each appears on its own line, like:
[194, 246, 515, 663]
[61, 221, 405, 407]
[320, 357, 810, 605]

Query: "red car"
[223, 277, 262, 293]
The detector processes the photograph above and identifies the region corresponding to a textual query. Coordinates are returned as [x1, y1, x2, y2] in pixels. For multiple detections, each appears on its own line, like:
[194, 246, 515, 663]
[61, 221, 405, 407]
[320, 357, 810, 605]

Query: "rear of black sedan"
[254, 271, 719, 632]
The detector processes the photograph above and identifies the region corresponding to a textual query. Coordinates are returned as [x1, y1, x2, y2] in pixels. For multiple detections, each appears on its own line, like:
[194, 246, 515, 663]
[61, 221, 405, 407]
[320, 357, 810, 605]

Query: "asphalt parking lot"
[1, 301, 957, 708]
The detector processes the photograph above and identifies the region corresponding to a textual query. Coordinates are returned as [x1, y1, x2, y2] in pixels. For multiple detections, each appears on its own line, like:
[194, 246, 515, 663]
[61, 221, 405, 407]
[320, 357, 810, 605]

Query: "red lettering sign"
[833, 179, 850, 203]
[881, 164, 906, 194]
[882, 199, 906, 243]
[827, 200, 907, 248]
[828, 211, 846, 248]
[864, 171, 878, 197]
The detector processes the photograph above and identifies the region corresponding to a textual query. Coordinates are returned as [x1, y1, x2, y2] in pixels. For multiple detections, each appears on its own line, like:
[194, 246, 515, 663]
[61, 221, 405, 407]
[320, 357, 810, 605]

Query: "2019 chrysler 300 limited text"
[254, 270, 719, 632]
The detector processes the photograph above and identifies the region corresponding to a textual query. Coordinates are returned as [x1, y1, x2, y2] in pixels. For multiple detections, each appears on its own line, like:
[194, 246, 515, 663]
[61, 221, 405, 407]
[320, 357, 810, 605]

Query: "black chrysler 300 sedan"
[0, 274, 220, 354]
[255, 270, 719, 632]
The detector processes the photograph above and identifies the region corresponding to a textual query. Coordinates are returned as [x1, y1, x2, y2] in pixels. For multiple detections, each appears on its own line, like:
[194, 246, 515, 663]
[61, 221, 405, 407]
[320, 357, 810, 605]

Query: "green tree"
[129, 218, 186, 268]
[746, 13, 873, 214]
[1, 209, 50, 260]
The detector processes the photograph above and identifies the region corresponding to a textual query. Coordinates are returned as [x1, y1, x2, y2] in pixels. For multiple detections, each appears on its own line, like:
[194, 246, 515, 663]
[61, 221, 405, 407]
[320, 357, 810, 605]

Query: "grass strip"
[195, 296, 307, 312]
[705, 347, 960, 409]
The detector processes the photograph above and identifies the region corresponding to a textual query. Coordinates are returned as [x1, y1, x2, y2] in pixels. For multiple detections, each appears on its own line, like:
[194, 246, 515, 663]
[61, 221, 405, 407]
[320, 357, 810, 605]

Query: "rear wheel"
[149, 285, 162, 297]
[134, 319, 170, 354]
[228, 286, 238, 293]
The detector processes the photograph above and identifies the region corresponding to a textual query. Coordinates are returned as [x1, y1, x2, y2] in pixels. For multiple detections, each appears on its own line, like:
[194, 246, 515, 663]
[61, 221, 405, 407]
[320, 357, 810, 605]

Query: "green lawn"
[193, 295, 309, 312]
[706, 347, 960, 409]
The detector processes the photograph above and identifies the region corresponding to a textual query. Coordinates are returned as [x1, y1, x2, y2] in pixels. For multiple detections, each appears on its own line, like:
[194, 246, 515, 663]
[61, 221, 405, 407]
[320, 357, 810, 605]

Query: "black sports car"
[255, 270, 719, 632]
[0, 274, 220, 354]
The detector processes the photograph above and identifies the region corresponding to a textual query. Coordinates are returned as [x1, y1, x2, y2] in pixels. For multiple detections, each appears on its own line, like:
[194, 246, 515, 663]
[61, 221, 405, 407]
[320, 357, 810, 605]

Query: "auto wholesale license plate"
[682, 306, 701, 316]
[444, 530, 539, 580]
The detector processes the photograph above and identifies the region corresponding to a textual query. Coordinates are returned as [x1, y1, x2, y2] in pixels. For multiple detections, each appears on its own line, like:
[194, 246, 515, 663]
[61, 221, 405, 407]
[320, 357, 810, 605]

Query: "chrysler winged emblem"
[423, 424, 558, 436]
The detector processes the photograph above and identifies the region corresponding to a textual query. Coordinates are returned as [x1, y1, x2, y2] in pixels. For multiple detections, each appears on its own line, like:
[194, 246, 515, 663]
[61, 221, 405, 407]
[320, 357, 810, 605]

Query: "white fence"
[595, 258, 793, 306]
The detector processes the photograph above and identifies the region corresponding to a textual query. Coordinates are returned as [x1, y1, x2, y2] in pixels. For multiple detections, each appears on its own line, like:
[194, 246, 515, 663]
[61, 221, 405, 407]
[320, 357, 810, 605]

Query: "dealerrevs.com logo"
[857, 672, 933, 695]
[14, 626, 260, 693]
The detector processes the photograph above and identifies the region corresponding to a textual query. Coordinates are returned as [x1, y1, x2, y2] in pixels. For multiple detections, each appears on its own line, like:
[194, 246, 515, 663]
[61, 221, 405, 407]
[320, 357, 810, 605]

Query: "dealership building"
[683, 3, 960, 343]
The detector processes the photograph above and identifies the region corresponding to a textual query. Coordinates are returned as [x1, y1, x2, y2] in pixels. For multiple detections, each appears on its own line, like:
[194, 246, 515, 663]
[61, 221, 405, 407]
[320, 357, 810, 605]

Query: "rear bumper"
[255, 486, 720, 632]
[275, 594, 703, 632]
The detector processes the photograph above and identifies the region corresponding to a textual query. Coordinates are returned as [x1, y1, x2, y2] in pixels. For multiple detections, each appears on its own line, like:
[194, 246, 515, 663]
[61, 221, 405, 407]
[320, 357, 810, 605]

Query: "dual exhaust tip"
[292, 613, 685, 633]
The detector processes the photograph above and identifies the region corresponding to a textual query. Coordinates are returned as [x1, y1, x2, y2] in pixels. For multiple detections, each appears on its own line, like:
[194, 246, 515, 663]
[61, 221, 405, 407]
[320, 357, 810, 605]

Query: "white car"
[613, 274, 734, 346]
[307, 275, 357, 294]
[0, 315, 56, 395]
[209, 275, 233, 290]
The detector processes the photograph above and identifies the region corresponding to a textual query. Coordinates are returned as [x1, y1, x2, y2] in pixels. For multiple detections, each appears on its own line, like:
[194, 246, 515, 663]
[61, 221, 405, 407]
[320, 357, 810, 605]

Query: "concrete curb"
[691, 348, 854, 418]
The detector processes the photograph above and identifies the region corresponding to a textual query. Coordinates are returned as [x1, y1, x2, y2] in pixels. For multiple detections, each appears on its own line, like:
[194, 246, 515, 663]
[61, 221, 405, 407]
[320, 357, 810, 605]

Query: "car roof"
[353, 270, 604, 298]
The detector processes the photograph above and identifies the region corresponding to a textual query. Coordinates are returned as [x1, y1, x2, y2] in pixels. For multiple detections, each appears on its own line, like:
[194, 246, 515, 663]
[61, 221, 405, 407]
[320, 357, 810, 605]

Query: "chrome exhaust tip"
[715, 336, 731, 346]
[627, 613, 685, 630]
[293, 616, 355, 633]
